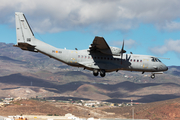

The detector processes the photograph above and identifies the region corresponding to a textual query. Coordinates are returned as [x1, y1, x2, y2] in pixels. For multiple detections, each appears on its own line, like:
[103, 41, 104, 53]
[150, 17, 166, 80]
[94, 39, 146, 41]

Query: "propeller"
[120, 40, 126, 64]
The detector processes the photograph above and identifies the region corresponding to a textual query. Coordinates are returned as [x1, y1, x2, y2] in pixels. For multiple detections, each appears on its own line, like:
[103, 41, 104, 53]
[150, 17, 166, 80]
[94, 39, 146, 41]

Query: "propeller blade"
[121, 40, 126, 53]
[120, 40, 126, 64]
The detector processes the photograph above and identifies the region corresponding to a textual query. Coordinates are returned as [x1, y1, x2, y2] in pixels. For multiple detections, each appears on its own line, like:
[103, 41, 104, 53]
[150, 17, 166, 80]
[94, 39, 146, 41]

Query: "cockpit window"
[151, 57, 161, 62]
[151, 58, 155, 62]
[157, 59, 161, 62]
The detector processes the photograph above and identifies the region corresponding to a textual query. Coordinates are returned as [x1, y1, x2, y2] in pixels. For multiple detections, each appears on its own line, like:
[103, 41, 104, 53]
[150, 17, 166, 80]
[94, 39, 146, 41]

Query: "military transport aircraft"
[14, 12, 168, 79]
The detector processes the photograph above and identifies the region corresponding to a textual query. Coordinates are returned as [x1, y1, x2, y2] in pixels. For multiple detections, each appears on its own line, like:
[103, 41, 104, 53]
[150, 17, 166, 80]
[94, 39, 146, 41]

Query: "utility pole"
[132, 107, 135, 120]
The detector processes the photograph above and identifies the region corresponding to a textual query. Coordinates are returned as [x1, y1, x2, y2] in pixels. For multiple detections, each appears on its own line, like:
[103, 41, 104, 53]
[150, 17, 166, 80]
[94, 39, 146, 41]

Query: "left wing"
[89, 36, 113, 55]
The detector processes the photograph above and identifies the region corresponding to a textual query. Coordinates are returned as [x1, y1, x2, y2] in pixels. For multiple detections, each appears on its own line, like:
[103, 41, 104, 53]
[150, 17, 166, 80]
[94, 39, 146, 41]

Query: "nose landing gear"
[151, 74, 155, 79]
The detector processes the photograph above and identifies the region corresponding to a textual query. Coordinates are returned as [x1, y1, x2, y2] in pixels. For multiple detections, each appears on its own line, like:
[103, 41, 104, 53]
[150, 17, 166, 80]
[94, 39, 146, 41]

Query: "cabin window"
[88, 56, 90, 59]
[137, 60, 139, 62]
[134, 59, 136, 62]
[130, 59, 132, 62]
[81, 55, 83, 58]
[140, 60, 142, 62]
[104, 57, 106, 60]
[114, 58, 116, 60]
[78, 55, 80, 58]
[107, 58, 109, 60]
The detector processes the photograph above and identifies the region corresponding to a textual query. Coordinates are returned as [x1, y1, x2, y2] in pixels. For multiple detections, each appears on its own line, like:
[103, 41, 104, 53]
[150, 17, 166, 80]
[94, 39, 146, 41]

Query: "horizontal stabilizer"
[13, 43, 37, 52]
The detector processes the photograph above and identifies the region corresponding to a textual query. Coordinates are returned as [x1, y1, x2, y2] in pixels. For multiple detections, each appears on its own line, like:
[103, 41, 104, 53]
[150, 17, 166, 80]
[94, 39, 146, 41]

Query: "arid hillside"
[0, 99, 123, 118]
[1, 98, 180, 120]
[0, 43, 180, 120]
[102, 97, 180, 120]
[0, 43, 180, 103]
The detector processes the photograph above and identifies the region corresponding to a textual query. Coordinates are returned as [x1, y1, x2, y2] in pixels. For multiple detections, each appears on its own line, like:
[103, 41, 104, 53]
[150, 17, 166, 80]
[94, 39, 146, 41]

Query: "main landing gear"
[93, 69, 99, 76]
[93, 69, 106, 77]
[151, 74, 155, 79]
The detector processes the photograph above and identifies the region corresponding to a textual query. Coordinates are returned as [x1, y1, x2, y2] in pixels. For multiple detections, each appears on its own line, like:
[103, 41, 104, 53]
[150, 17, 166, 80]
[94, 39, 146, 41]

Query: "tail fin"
[14, 12, 37, 52]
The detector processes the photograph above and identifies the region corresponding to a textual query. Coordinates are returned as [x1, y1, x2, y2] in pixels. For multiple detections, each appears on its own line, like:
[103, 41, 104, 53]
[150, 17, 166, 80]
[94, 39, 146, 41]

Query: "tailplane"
[14, 12, 37, 52]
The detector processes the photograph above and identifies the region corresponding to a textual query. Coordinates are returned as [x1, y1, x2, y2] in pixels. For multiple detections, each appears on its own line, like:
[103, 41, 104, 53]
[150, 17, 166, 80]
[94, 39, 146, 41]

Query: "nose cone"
[165, 66, 168, 71]
[162, 64, 168, 71]
[158, 63, 168, 71]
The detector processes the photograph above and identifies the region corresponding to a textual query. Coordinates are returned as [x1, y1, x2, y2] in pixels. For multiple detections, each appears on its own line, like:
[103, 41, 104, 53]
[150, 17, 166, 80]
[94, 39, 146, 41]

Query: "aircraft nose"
[159, 64, 168, 71]
[165, 66, 168, 71]
[163, 65, 168, 71]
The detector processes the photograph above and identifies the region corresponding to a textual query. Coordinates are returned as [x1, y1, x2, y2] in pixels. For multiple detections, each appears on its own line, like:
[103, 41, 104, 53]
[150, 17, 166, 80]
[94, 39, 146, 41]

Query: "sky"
[0, 0, 180, 66]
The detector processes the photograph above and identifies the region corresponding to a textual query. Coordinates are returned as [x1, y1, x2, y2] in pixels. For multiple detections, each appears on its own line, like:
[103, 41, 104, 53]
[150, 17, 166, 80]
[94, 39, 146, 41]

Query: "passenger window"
[137, 60, 139, 62]
[81, 55, 83, 58]
[134, 59, 136, 62]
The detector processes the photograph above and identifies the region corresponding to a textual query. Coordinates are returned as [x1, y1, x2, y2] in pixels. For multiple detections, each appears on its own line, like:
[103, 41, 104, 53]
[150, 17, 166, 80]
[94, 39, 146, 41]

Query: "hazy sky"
[0, 0, 180, 66]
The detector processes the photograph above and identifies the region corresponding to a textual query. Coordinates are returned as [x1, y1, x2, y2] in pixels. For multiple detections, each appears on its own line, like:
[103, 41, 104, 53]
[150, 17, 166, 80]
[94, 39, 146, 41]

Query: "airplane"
[14, 12, 168, 79]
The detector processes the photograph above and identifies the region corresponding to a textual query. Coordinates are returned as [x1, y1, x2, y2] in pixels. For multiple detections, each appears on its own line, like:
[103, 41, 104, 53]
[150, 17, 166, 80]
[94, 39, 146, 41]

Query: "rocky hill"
[102, 97, 180, 120]
[0, 43, 180, 103]
[0, 43, 180, 120]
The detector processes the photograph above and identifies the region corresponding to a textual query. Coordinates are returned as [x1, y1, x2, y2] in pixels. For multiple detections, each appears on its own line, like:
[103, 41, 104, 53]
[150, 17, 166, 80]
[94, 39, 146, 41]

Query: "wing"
[90, 36, 110, 50]
[89, 36, 112, 54]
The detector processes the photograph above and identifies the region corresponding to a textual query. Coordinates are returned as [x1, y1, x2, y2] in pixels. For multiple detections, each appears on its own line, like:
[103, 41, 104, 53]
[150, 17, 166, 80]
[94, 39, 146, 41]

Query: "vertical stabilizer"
[15, 12, 35, 44]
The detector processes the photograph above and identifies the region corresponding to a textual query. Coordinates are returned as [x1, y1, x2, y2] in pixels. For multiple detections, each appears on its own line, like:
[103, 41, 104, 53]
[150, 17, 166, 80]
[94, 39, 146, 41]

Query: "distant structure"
[131, 98, 133, 106]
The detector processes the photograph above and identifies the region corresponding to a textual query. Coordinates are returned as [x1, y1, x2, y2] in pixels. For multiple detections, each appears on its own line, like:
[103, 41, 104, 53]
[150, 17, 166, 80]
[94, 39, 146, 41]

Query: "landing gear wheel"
[100, 69, 106, 77]
[93, 69, 99, 76]
[151, 74, 155, 79]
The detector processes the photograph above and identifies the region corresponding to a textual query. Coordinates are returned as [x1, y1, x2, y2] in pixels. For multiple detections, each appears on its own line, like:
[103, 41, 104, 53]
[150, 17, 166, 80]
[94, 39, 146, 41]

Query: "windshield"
[151, 57, 161, 62]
